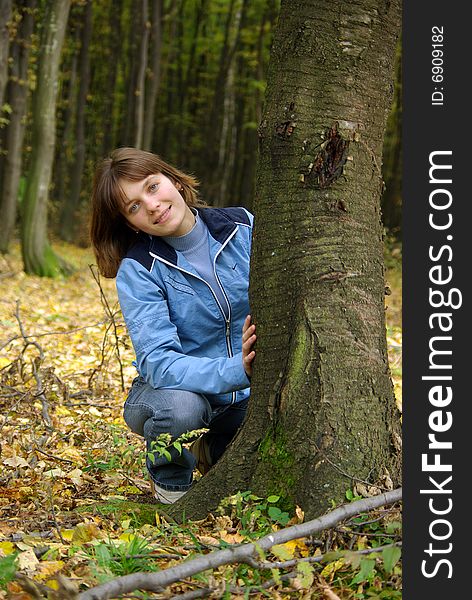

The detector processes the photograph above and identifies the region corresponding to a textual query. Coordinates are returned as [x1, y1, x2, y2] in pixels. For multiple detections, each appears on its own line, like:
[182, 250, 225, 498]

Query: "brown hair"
[90, 147, 206, 278]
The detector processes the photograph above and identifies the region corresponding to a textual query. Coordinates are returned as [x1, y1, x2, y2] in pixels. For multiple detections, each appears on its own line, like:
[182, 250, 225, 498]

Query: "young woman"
[90, 147, 256, 504]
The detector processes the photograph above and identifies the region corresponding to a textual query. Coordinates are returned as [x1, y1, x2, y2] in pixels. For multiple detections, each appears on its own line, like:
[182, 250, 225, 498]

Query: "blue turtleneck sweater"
[163, 211, 230, 319]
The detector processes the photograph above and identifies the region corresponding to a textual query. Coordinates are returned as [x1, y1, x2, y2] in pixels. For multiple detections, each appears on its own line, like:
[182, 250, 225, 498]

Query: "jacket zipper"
[150, 227, 239, 403]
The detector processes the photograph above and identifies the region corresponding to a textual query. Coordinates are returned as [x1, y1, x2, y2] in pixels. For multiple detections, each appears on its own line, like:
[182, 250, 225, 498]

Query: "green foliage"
[84, 535, 158, 581]
[147, 428, 208, 464]
[84, 423, 140, 473]
[218, 491, 291, 537]
[0, 553, 18, 590]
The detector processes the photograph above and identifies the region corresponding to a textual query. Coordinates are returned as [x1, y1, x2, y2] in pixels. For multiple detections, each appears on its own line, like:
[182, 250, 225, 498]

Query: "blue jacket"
[116, 206, 253, 406]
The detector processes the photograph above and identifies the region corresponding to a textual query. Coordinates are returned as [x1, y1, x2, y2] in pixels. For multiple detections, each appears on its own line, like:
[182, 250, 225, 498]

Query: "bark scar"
[300, 122, 350, 188]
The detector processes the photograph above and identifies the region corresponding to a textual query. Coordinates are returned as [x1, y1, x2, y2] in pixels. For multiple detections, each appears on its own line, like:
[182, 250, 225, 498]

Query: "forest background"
[0, 0, 402, 598]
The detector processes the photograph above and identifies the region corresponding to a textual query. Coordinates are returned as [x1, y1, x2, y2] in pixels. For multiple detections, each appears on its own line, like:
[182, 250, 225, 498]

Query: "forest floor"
[0, 240, 402, 600]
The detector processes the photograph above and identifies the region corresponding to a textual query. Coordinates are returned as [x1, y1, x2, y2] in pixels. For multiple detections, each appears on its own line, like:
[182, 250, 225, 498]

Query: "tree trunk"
[170, 0, 402, 521]
[0, 0, 35, 254]
[0, 0, 12, 109]
[120, 2, 140, 146]
[21, 0, 71, 276]
[53, 23, 79, 227]
[134, 0, 150, 149]
[100, 0, 122, 155]
[59, 0, 92, 242]
[203, 0, 237, 202]
[142, 0, 162, 151]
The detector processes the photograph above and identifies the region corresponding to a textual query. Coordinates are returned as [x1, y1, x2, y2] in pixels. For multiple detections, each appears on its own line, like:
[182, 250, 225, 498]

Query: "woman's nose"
[145, 196, 160, 213]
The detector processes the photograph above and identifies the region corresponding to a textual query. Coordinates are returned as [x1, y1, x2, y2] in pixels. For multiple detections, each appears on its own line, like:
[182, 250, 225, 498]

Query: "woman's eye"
[129, 202, 140, 214]
[149, 183, 159, 193]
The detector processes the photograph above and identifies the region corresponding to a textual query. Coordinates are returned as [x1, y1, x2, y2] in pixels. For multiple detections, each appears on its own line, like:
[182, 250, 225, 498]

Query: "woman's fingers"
[242, 314, 251, 334]
[242, 315, 256, 376]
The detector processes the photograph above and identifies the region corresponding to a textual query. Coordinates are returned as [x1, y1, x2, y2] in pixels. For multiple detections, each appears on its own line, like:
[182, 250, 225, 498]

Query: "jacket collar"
[148, 207, 238, 265]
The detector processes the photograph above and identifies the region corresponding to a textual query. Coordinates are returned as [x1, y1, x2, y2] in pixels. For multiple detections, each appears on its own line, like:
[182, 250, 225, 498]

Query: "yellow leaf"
[34, 560, 65, 580]
[0, 541, 15, 555]
[272, 543, 295, 561]
[71, 523, 101, 544]
[120, 519, 131, 530]
[118, 533, 136, 543]
[320, 558, 344, 581]
[45, 579, 60, 590]
[117, 485, 142, 494]
[60, 447, 84, 462]
[55, 406, 73, 417]
[60, 529, 74, 542]
[155, 512, 161, 526]
[88, 407, 102, 417]
[282, 538, 309, 557]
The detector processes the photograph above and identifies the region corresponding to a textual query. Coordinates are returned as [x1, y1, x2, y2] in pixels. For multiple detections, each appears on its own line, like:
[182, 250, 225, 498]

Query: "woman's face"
[119, 173, 195, 237]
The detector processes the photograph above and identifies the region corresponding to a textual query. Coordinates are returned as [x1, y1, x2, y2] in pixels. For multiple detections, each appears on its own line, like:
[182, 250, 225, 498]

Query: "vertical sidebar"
[403, 2, 468, 598]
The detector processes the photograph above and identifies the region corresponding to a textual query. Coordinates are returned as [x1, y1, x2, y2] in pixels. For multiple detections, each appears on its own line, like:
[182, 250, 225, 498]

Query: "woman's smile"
[153, 206, 171, 225]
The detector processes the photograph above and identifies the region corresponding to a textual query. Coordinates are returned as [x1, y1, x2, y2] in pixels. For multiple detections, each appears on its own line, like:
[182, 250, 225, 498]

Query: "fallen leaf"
[17, 548, 39, 572]
[0, 541, 15, 555]
[71, 523, 101, 544]
[3, 456, 29, 469]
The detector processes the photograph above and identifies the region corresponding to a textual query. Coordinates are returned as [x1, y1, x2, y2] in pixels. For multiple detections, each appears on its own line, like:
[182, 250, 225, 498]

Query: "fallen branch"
[14, 301, 52, 428]
[78, 487, 402, 600]
[89, 265, 125, 391]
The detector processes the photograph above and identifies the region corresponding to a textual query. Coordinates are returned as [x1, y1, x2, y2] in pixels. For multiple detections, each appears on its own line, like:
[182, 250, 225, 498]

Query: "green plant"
[85, 535, 158, 580]
[0, 553, 18, 590]
[218, 491, 291, 538]
[147, 428, 208, 464]
[84, 423, 141, 473]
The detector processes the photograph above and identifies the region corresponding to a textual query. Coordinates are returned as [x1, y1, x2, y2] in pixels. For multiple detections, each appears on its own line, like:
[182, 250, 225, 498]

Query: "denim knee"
[123, 379, 212, 444]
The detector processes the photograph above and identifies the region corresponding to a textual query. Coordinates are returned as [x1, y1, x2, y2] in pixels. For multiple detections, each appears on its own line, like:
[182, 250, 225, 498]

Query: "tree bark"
[20, 0, 72, 276]
[59, 0, 92, 242]
[142, 0, 162, 151]
[170, 0, 402, 521]
[0, 0, 36, 254]
[0, 0, 12, 110]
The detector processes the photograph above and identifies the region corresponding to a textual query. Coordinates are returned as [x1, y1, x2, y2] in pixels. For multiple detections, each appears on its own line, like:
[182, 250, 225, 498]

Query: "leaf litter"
[0, 243, 402, 599]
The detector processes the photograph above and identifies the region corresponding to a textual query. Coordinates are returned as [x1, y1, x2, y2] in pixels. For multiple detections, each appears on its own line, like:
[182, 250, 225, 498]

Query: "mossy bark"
[21, 0, 71, 276]
[170, 0, 402, 521]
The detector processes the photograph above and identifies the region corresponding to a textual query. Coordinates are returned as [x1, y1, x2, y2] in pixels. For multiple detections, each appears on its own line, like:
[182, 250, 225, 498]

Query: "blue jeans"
[123, 377, 248, 491]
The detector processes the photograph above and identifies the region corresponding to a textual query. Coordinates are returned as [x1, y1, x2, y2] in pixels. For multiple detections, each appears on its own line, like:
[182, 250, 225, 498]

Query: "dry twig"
[78, 488, 402, 600]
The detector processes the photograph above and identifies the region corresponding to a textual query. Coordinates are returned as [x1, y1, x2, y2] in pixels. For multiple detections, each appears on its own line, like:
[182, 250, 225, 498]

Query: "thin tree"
[0, 0, 36, 254]
[0, 0, 13, 110]
[170, 0, 402, 521]
[21, 0, 71, 276]
[59, 0, 92, 242]
[134, 0, 150, 149]
[142, 0, 162, 151]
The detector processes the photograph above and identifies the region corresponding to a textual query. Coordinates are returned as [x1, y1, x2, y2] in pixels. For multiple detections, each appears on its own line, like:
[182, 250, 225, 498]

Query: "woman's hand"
[242, 315, 256, 377]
